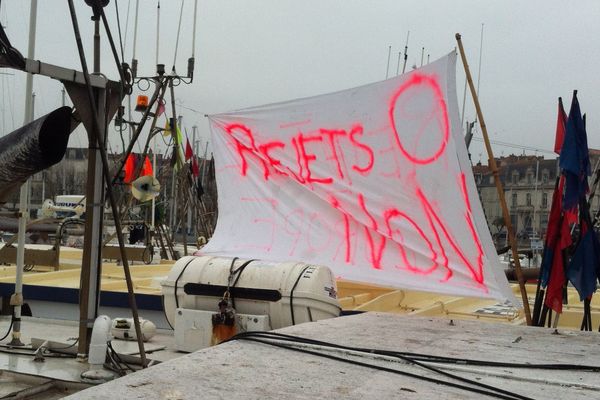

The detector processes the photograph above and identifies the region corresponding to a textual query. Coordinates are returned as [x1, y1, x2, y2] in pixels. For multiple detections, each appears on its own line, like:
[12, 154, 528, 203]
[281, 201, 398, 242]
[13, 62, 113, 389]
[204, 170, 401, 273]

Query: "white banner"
[204, 52, 515, 303]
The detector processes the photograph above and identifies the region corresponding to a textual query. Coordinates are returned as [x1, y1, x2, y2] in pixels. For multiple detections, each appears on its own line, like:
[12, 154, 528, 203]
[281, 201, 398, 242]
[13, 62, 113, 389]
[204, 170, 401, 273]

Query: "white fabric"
[204, 52, 516, 303]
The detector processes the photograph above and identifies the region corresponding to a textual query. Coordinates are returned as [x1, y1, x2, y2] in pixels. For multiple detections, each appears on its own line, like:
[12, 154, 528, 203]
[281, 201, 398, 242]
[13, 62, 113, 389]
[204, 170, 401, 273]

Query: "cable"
[289, 265, 311, 325]
[173, 256, 197, 308]
[237, 331, 600, 372]
[107, 341, 136, 372]
[227, 259, 255, 309]
[228, 333, 530, 400]
[0, 317, 13, 342]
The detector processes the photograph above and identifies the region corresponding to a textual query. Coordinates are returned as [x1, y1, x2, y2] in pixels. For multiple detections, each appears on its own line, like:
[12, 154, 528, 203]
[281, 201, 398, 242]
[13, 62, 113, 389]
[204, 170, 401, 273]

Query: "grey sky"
[1, 0, 599, 162]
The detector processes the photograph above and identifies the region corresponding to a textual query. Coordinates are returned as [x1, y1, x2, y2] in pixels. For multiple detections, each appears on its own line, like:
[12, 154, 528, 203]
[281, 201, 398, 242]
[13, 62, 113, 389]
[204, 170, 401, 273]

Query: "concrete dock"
[66, 312, 600, 399]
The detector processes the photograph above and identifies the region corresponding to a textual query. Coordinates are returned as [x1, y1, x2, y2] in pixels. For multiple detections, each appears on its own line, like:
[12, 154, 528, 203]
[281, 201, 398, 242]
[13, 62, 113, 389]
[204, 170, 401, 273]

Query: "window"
[512, 193, 517, 207]
[489, 176, 494, 184]
[526, 193, 532, 206]
[540, 214, 548, 229]
[542, 193, 548, 208]
[527, 174, 533, 184]
[512, 172, 519, 184]
[542, 170, 549, 184]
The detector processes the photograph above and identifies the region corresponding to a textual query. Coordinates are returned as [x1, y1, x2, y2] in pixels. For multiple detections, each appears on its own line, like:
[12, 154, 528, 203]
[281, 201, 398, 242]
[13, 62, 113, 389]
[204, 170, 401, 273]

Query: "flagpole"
[456, 33, 532, 325]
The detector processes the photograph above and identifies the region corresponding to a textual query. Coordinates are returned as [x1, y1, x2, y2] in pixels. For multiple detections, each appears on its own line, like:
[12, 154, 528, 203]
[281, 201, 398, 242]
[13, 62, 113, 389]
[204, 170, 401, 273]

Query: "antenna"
[420, 47, 424, 67]
[385, 45, 391, 79]
[395, 51, 401, 75]
[187, 0, 198, 79]
[172, 0, 185, 72]
[401, 31, 409, 74]
[155, 1, 161, 71]
[131, 0, 139, 78]
[192, 0, 198, 58]
[476, 23, 484, 98]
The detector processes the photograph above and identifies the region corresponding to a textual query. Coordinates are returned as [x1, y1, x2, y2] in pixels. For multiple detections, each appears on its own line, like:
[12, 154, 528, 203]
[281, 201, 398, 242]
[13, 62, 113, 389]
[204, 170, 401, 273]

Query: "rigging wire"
[99, 8, 129, 93]
[122, 0, 131, 58]
[470, 137, 555, 156]
[114, 0, 125, 63]
[175, 101, 204, 115]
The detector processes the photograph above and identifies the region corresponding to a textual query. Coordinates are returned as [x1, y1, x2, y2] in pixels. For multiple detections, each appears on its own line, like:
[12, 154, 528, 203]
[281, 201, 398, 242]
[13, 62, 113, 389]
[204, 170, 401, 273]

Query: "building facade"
[473, 152, 600, 240]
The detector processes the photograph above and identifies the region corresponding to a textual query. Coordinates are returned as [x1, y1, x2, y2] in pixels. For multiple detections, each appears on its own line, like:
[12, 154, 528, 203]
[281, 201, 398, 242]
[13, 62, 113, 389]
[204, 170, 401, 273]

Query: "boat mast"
[78, 6, 106, 357]
[151, 0, 161, 231]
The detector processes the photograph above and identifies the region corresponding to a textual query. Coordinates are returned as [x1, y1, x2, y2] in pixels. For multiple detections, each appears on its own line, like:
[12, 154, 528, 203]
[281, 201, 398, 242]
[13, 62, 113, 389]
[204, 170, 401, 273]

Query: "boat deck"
[1, 253, 599, 330]
[0, 315, 180, 398]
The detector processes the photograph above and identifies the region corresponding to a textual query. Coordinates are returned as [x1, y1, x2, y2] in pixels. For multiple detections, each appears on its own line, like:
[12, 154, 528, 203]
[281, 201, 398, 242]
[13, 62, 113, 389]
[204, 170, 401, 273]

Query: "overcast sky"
[1, 0, 599, 162]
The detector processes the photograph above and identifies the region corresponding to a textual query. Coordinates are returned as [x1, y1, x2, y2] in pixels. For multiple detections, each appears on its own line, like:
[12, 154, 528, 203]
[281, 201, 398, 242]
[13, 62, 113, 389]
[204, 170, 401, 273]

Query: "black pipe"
[0, 107, 72, 202]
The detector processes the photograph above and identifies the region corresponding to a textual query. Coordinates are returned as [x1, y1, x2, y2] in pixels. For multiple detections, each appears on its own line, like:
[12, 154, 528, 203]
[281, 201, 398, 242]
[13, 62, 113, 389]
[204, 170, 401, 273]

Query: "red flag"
[185, 139, 194, 161]
[192, 157, 199, 177]
[141, 155, 153, 177]
[124, 153, 136, 183]
[543, 176, 572, 313]
[156, 99, 165, 117]
[553, 97, 567, 154]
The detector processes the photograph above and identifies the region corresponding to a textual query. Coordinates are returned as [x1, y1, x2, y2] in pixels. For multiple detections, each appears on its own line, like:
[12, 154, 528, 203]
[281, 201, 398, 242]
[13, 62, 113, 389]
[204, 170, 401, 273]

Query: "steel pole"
[78, 17, 105, 356]
[10, 0, 38, 347]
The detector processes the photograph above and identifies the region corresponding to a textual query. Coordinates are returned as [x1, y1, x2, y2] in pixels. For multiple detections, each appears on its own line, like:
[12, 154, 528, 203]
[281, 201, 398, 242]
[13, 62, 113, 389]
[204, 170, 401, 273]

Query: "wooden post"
[456, 33, 532, 325]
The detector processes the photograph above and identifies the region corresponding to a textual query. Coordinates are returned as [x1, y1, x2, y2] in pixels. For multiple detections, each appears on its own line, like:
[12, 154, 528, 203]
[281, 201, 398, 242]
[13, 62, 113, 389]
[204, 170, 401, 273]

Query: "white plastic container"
[111, 318, 157, 342]
[161, 256, 341, 329]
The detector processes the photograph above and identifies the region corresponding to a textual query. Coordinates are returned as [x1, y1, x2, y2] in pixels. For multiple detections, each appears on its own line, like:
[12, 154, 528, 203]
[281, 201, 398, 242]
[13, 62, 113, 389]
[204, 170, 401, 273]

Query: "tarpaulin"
[203, 52, 516, 303]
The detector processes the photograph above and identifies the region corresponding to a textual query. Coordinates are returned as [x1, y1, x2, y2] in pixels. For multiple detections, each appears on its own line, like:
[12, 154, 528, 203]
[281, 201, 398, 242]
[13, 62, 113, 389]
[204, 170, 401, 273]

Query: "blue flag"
[559, 91, 590, 210]
[566, 222, 600, 301]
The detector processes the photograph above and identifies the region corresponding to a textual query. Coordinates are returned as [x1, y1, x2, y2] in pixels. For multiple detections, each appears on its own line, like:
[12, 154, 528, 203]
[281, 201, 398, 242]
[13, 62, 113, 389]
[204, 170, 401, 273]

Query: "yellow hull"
[0, 253, 596, 331]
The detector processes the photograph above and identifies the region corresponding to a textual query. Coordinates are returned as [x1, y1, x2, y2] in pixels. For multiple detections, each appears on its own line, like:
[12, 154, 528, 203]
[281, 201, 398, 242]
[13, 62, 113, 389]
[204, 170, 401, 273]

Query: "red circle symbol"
[388, 74, 449, 165]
